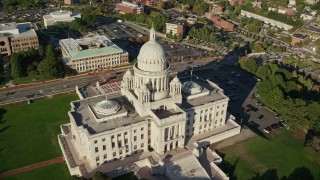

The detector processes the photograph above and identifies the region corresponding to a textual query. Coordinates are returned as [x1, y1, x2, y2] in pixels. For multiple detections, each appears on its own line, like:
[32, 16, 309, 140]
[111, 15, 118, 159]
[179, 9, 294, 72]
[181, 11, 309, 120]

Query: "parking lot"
[181, 60, 285, 133]
[98, 21, 208, 61]
[0, 9, 56, 23]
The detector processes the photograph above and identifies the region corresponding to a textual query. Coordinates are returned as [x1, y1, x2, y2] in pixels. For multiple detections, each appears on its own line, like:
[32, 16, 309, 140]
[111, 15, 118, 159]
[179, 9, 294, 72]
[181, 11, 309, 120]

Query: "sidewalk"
[0, 157, 64, 179]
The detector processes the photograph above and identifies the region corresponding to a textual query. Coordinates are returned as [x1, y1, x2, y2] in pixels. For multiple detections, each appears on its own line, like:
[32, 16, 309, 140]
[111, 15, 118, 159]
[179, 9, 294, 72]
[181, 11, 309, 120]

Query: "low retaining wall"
[198, 121, 241, 147]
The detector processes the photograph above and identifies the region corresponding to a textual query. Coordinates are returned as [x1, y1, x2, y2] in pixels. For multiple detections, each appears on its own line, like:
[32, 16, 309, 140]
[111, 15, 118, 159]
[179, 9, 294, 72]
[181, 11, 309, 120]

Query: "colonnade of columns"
[134, 75, 168, 92]
[164, 124, 182, 141]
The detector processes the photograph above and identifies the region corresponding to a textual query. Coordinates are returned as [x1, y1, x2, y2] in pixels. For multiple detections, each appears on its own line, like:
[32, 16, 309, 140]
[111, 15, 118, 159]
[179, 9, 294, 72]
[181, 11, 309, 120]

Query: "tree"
[0, 55, 4, 84]
[280, 98, 308, 128]
[285, 81, 298, 94]
[37, 45, 63, 79]
[253, 43, 264, 53]
[177, 33, 183, 41]
[256, 66, 271, 80]
[292, 70, 298, 78]
[45, 45, 57, 60]
[245, 58, 258, 74]
[82, 12, 96, 27]
[276, 69, 292, 80]
[268, 74, 285, 89]
[283, 36, 292, 44]
[268, 63, 279, 75]
[92, 171, 112, 180]
[10, 53, 25, 78]
[69, 19, 86, 31]
[306, 102, 320, 131]
[38, 45, 46, 57]
[149, 11, 168, 31]
[54, 21, 65, 29]
[257, 79, 273, 95]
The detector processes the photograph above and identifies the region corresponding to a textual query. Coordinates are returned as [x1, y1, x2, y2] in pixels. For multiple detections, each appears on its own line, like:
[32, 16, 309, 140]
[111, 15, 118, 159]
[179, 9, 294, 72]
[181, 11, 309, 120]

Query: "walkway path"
[0, 157, 64, 179]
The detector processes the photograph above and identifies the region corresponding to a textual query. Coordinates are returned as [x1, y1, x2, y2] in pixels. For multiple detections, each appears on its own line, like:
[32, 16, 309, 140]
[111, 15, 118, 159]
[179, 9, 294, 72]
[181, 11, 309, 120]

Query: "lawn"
[5, 162, 71, 180]
[218, 128, 320, 179]
[0, 93, 78, 172]
[6, 162, 138, 180]
[12, 73, 52, 85]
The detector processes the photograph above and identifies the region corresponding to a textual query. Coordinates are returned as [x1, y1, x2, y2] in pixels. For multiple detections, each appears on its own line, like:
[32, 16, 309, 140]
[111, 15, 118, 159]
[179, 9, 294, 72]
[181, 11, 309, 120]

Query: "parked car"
[271, 123, 279, 129]
[264, 126, 273, 133]
[279, 120, 286, 126]
[278, 121, 285, 128]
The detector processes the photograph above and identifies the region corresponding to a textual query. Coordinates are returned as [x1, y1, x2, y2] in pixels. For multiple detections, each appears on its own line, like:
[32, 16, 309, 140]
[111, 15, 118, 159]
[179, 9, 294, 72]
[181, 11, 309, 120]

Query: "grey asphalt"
[191, 61, 284, 131]
[0, 76, 103, 105]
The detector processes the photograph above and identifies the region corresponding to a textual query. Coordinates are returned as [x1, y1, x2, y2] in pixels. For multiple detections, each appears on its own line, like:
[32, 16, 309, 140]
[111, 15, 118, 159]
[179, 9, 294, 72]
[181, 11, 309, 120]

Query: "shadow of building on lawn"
[0, 108, 9, 134]
[249, 166, 315, 180]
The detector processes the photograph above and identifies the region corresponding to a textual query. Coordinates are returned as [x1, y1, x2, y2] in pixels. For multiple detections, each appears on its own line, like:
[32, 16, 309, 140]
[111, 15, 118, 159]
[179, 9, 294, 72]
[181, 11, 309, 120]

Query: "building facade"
[241, 10, 293, 30]
[58, 28, 240, 178]
[116, 1, 144, 14]
[206, 14, 235, 32]
[59, 36, 129, 72]
[166, 19, 185, 37]
[43, 11, 81, 29]
[0, 22, 39, 56]
[137, 0, 165, 7]
[64, 0, 79, 5]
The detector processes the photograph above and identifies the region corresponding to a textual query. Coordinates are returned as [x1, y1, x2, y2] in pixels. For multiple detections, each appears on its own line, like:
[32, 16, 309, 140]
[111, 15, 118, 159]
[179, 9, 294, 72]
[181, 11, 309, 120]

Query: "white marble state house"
[58, 28, 241, 179]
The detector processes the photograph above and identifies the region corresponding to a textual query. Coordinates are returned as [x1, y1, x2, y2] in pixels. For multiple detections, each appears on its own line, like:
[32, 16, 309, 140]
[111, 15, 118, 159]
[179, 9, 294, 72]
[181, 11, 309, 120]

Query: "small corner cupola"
[170, 76, 182, 96]
[171, 76, 180, 84]
[124, 69, 132, 77]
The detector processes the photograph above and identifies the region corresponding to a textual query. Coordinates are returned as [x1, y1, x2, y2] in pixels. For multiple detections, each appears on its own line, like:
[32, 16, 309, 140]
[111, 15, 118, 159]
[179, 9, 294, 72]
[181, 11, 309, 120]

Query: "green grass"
[218, 129, 320, 179]
[12, 74, 52, 85]
[6, 163, 138, 180]
[4, 162, 71, 180]
[114, 172, 138, 180]
[0, 93, 78, 172]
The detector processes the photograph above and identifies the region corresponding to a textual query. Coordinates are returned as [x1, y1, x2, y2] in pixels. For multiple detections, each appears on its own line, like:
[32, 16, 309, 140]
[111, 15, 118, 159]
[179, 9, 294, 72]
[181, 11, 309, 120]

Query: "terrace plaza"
[58, 28, 241, 179]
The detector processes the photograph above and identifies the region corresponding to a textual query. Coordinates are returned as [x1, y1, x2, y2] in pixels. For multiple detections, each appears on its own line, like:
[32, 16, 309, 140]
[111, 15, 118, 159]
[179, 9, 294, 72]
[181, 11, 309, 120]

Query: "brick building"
[0, 22, 39, 56]
[116, 1, 144, 14]
[207, 14, 234, 32]
[136, 0, 165, 7]
[211, 4, 224, 14]
[229, 0, 245, 6]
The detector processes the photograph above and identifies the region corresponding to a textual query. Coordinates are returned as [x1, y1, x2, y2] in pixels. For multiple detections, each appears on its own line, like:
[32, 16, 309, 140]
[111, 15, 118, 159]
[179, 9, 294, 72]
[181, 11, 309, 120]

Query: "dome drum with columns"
[122, 27, 180, 103]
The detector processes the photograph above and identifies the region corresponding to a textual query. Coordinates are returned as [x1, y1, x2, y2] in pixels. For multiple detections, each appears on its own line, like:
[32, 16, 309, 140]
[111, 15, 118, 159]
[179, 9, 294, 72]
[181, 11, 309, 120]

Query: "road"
[0, 59, 214, 105]
[123, 21, 215, 51]
[0, 76, 103, 105]
[240, 27, 320, 59]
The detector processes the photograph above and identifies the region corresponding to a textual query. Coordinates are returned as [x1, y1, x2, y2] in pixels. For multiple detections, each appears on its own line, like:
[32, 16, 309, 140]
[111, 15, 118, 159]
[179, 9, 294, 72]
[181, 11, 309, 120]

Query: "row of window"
[200, 104, 226, 114]
[12, 42, 37, 47]
[71, 56, 122, 63]
[95, 143, 145, 162]
[11, 37, 38, 43]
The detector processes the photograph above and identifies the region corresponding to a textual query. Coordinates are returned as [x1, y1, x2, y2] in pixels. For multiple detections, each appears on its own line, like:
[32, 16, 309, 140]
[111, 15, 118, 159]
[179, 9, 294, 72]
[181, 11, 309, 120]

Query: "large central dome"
[137, 28, 167, 72]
